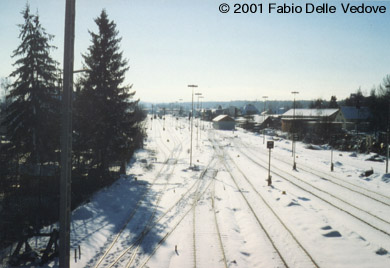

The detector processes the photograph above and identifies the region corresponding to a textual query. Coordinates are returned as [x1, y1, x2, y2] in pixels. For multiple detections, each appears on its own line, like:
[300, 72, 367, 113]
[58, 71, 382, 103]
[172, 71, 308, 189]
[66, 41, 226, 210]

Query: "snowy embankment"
[3, 115, 390, 267]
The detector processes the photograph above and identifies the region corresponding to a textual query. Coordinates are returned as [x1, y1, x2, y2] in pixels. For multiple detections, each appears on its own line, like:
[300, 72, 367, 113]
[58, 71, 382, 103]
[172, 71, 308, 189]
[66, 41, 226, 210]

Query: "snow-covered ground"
[2, 115, 390, 267]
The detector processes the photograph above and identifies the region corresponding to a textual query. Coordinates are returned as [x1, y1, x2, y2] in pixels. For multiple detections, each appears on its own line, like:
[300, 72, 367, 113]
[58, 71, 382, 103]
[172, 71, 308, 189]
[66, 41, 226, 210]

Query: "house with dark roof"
[281, 108, 345, 132]
[340, 106, 372, 131]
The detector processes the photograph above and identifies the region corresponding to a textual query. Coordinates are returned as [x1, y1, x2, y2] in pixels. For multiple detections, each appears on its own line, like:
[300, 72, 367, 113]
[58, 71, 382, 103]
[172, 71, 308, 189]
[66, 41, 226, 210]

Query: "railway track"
[191, 166, 228, 268]
[154, 119, 181, 160]
[218, 133, 390, 242]
[95, 127, 220, 268]
[136, 146, 228, 268]
[96, 166, 205, 268]
[210, 134, 319, 268]
[210, 177, 228, 268]
[135, 159, 220, 267]
[93, 128, 186, 268]
[233, 137, 390, 207]
[227, 135, 390, 238]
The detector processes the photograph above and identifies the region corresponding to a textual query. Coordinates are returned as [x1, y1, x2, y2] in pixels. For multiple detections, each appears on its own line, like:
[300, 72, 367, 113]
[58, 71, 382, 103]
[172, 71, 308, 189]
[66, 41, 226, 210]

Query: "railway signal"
[267, 141, 274, 186]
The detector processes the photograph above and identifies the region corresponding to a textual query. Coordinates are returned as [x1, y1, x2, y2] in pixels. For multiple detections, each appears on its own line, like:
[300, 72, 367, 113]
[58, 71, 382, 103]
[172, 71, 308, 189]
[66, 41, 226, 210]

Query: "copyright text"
[219, 2, 387, 14]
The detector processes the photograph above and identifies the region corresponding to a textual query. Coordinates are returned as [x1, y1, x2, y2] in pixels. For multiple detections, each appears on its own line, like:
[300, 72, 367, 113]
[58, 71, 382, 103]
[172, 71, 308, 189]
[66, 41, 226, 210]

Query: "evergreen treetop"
[3, 4, 59, 165]
[75, 9, 143, 177]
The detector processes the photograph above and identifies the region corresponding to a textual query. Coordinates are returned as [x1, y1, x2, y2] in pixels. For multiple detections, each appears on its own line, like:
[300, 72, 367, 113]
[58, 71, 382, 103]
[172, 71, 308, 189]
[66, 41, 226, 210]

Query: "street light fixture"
[291, 91, 299, 170]
[188, 85, 198, 168]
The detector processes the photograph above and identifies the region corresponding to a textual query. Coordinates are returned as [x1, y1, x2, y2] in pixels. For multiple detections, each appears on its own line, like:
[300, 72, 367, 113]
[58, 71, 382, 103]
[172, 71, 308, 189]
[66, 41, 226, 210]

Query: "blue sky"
[1, 0, 390, 102]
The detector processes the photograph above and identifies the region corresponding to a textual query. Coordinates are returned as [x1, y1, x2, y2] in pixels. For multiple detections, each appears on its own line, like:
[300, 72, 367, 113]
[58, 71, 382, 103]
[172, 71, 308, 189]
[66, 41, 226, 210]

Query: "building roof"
[252, 114, 271, 124]
[282, 109, 339, 118]
[212, 115, 235, 122]
[340, 106, 371, 120]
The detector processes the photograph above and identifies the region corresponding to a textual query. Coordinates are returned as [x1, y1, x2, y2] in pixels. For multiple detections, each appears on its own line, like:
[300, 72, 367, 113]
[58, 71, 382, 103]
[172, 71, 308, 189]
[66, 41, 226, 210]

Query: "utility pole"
[163, 107, 166, 131]
[60, 0, 75, 267]
[188, 85, 198, 168]
[179, 99, 183, 133]
[291, 91, 299, 170]
[195, 93, 202, 148]
[151, 104, 154, 130]
[199, 96, 204, 142]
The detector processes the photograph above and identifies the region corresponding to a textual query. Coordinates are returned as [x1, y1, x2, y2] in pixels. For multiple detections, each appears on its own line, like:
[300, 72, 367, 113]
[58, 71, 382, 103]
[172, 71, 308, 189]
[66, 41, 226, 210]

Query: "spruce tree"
[3, 5, 60, 170]
[75, 10, 144, 180]
[328, 96, 338, 108]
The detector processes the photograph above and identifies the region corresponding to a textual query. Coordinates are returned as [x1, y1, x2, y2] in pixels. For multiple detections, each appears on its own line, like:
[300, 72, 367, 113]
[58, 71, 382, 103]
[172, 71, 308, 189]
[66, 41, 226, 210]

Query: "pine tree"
[75, 10, 144, 180]
[328, 95, 338, 108]
[3, 5, 60, 170]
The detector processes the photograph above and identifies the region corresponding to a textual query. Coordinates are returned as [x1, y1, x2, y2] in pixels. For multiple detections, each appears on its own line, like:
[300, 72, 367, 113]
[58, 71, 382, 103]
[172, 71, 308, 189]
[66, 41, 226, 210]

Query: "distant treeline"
[146, 77, 390, 132]
[0, 6, 146, 249]
[142, 100, 311, 115]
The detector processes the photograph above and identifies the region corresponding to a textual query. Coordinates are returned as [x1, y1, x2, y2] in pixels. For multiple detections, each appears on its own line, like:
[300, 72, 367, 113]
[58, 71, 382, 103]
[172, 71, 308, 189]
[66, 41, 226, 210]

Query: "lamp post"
[262, 96, 268, 144]
[175, 101, 178, 129]
[178, 99, 183, 133]
[291, 91, 299, 170]
[170, 102, 174, 127]
[151, 104, 154, 130]
[199, 95, 204, 144]
[195, 92, 202, 149]
[188, 85, 198, 168]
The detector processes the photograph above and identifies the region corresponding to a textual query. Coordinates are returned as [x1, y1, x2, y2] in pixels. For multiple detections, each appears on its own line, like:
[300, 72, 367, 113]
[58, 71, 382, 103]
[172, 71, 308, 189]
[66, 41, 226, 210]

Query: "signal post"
[267, 140, 274, 186]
